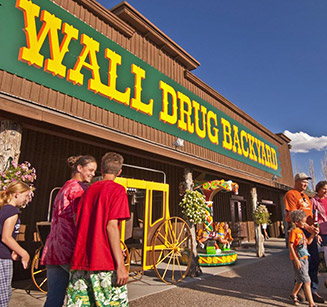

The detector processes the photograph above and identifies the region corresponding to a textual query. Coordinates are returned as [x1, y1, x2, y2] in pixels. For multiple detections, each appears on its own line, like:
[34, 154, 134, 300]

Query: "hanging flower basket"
[179, 190, 207, 224]
[253, 205, 271, 225]
[0, 160, 37, 205]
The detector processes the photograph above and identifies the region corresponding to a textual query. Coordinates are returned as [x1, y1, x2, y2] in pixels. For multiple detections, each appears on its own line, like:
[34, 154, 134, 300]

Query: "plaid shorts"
[0, 258, 13, 306]
[67, 270, 128, 307]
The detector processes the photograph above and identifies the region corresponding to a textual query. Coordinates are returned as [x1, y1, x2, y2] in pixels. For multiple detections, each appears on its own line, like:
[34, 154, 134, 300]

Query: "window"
[151, 190, 164, 224]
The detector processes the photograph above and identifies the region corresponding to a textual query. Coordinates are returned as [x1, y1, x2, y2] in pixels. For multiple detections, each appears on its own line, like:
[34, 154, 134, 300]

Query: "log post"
[0, 120, 22, 172]
[184, 168, 202, 277]
[251, 187, 265, 257]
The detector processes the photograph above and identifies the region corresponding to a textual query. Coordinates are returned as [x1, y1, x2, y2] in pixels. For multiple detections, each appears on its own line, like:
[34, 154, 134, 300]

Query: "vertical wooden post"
[184, 168, 202, 277]
[0, 120, 22, 172]
[184, 168, 193, 191]
[251, 187, 265, 257]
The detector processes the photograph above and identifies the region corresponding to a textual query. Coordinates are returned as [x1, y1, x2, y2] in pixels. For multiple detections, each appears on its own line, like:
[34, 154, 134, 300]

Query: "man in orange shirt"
[284, 172, 323, 304]
[285, 173, 313, 224]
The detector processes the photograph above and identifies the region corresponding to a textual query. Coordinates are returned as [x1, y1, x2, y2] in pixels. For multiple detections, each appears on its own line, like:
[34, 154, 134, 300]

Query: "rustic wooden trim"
[276, 132, 291, 144]
[70, 0, 135, 38]
[184, 70, 283, 144]
[231, 195, 245, 201]
[110, 2, 199, 71]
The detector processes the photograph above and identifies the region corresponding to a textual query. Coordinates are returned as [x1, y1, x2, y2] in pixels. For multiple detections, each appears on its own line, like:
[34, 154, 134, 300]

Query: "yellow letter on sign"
[93, 48, 131, 106]
[17, 0, 59, 68]
[207, 111, 219, 145]
[192, 100, 207, 139]
[67, 34, 101, 86]
[177, 91, 194, 134]
[45, 22, 79, 78]
[131, 64, 153, 115]
[221, 117, 232, 151]
[159, 81, 178, 125]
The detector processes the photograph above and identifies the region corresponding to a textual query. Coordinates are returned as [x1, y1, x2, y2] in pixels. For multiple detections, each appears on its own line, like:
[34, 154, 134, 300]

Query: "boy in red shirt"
[67, 152, 130, 306]
[289, 210, 317, 307]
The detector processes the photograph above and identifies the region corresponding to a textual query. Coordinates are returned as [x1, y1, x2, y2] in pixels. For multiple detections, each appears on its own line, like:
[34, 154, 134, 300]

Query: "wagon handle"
[123, 164, 166, 184]
[47, 187, 61, 222]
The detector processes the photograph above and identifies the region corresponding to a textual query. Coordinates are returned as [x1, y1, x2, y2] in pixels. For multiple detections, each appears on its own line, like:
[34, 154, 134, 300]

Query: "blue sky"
[99, 0, 327, 184]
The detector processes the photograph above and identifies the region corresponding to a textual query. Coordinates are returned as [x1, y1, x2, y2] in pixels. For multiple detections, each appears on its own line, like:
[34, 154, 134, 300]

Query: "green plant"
[253, 205, 271, 225]
[179, 190, 206, 224]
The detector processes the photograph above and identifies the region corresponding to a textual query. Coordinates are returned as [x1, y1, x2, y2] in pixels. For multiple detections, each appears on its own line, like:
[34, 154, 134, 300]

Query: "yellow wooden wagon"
[31, 176, 193, 293]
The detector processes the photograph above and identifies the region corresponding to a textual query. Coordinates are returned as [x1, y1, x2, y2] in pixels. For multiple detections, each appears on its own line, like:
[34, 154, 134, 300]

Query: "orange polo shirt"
[284, 189, 312, 223]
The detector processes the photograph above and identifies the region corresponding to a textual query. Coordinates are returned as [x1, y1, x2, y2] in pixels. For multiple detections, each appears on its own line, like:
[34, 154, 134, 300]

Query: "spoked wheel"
[30, 242, 129, 293]
[31, 247, 48, 293]
[129, 247, 144, 281]
[152, 217, 192, 284]
[121, 240, 130, 273]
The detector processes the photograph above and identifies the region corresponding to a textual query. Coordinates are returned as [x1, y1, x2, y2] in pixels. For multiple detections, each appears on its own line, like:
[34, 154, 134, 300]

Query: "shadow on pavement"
[130, 245, 327, 307]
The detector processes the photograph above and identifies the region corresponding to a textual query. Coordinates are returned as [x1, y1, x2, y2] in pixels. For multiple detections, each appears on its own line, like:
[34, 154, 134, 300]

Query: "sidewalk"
[9, 238, 288, 306]
[129, 240, 327, 307]
[128, 238, 287, 302]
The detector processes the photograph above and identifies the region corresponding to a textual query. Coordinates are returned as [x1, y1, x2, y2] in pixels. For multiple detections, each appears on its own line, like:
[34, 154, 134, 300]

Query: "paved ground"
[129, 248, 299, 306]
[9, 238, 327, 306]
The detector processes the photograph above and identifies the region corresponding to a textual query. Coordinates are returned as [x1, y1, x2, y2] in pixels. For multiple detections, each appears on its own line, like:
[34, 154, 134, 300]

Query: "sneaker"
[289, 294, 299, 306]
[312, 293, 324, 304]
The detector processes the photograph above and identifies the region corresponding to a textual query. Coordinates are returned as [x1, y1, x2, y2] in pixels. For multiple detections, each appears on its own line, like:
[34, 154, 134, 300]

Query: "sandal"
[289, 294, 299, 306]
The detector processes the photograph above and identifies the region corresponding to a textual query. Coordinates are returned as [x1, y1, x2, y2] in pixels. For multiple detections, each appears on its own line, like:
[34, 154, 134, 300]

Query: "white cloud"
[283, 130, 327, 153]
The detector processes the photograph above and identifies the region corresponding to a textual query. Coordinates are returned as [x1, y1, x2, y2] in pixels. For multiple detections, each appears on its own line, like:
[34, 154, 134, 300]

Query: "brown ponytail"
[67, 155, 97, 176]
[0, 181, 30, 208]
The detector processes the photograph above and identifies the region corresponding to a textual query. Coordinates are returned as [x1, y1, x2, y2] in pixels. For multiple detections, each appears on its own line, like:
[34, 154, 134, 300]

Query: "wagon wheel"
[152, 217, 192, 284]
[121, 240, 130, 273]
[31, 247, 48, 293]
[129, 247, 144, 281]
[30, 241, 129, 293]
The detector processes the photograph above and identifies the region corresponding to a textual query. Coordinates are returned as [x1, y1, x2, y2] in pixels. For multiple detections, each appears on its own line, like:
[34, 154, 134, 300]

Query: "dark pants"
[44, 265, 70, 307]
[303, 229, 319, 294]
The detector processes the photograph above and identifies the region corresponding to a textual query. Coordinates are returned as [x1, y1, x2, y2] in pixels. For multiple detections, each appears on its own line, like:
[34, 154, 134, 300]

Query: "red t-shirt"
[70, 180, 130, 271]
[284, 189, 312, 223]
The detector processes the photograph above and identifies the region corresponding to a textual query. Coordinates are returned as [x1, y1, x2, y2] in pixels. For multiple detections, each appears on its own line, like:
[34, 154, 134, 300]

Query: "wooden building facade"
[0, 0, 293, 278]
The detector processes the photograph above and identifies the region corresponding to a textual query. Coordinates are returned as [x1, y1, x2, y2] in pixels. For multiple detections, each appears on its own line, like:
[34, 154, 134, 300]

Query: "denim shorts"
[292, 258, 311, 284]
